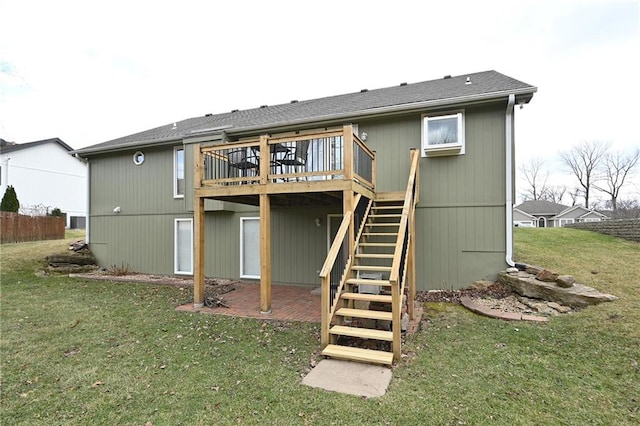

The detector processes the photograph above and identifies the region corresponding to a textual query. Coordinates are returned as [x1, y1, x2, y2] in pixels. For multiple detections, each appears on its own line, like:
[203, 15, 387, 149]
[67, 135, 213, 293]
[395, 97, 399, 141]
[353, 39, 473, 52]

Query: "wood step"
[329, 325, 394, 341]
[336, 308, 393, 321]
[322, 344, 393, 365]
[366, 223, 400, 227]
[341, 292, 392, 303]
[369, 214, 402, 218]
[358, 242, 396, 247]
[346, 278, 391, 286]
[355, 253, 394, 259]
[351, 265, 392, 272]
[363, 232, 398, 237]
[372, 205, 403, 210]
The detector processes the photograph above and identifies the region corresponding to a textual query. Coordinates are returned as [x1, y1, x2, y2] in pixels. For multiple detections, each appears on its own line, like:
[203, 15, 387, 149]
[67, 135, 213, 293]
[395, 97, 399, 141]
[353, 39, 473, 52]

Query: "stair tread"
[329, 325, 394, 341]
[336, 308, 393, 321]
[346, 278, 391, 286]
[355, 253, 394, 258]
[322, 344, 393, 365]
[363, 232, 398, 236]
[369, 214, 402, 217]
[358, 242, 396, 247]
[341, 292, 392, 303]
[366, 223, 400, 226]
[351, 265, 392, 271]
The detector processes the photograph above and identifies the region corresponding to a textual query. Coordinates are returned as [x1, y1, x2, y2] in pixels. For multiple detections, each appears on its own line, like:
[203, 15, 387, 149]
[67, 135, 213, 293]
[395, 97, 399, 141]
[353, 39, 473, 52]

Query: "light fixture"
[113, 206, 121, 214]
[360, 132, 368, 141]
[314, 218, 321, 227]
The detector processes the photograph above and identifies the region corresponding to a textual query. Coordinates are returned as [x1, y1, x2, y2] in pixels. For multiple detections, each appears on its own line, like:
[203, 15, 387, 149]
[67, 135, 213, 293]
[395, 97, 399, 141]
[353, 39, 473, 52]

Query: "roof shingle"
[77, 70, 536, 154]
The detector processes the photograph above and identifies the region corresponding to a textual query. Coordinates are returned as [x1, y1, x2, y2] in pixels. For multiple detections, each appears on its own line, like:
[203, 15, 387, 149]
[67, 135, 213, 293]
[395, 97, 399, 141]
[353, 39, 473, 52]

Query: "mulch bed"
[416, 283, 515, 305]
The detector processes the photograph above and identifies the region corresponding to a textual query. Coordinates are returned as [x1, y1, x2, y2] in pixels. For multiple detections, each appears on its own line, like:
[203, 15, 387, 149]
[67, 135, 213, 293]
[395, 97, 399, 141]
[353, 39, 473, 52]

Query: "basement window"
[421, 111, 465, 157]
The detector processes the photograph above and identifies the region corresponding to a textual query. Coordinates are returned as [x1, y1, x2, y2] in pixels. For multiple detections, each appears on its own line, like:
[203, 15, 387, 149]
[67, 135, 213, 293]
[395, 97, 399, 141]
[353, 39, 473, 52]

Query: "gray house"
[514, 200, 608, 227]
[76, 70, 536, 364]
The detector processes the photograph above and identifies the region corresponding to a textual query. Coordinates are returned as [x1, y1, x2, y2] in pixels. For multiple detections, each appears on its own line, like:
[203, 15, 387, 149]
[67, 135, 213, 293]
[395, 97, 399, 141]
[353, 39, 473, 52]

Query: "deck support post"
[193, 143, 205, 308]
[193, 195, 205, 307]
[259, 193, 272, 313]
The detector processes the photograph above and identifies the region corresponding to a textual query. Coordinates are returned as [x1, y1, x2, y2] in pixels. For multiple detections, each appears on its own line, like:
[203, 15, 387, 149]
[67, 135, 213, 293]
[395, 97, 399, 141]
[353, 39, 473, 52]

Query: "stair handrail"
[319, 211, 353, 346]
[388, 149, 420, 359]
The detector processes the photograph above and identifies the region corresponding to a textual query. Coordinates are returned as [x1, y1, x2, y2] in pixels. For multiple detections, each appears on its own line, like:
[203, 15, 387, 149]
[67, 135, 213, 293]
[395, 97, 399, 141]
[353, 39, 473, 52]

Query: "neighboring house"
[514, 200, 608, 227]
[76, 70, 536, 364]
[0, 138, 87, 228]
[553, 205, 609, 226]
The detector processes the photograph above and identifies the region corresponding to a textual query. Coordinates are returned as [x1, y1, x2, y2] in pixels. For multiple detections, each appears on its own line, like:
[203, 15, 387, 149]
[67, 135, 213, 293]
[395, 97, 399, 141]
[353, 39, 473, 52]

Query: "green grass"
[1, 229, 639, 424]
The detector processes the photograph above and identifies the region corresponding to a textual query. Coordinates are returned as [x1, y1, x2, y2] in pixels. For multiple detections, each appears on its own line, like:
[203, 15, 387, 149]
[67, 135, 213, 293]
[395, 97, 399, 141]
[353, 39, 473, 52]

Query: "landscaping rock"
[498, 269, 618, 308]
[536, 269, 559, 282]
[556, 275, 576, 288]
[547, 302, 572, 313]
[525, 264, 544, 275]
[471, 280, 495, 290]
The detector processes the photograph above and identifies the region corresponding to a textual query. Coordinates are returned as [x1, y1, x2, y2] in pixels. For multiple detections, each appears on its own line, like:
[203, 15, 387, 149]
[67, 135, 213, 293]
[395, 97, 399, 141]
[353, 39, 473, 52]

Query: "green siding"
[360, 102, 509, 289]
[88, 101, 511, 291]
[90, 147, 186, 216]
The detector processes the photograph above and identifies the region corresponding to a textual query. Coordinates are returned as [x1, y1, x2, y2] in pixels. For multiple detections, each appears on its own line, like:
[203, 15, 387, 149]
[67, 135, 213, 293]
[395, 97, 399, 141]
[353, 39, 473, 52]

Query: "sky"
[1, 0, 638, 205]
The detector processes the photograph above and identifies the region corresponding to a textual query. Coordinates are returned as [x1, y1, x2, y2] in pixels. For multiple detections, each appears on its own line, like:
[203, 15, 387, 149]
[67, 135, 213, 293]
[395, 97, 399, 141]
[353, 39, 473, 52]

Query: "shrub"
[0, 185, 20, 212]
[49, 207, 63, 217]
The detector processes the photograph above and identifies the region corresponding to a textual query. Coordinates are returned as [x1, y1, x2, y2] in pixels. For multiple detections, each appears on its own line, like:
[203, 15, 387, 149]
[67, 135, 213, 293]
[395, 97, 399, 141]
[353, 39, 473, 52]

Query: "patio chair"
[227, 148, 259, 179]
[276, 140, 310, 180]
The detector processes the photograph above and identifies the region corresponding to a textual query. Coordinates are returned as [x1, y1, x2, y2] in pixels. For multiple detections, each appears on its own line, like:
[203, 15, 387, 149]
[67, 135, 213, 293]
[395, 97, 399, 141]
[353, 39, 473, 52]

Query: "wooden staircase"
[321, 197, 405, 365]
[319, 148, 419, 366]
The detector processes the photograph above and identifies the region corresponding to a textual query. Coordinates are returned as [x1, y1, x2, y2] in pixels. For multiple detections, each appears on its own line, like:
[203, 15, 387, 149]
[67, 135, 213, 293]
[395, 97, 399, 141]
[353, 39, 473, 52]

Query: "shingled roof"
[0, 137, 74, 154]
[77, 70, 536, 155]
[515, 200, 569, 215]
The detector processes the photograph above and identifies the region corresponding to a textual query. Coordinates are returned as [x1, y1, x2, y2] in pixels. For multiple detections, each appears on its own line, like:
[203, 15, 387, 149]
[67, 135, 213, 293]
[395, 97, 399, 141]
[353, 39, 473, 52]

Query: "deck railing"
[196, 125, 375, 191]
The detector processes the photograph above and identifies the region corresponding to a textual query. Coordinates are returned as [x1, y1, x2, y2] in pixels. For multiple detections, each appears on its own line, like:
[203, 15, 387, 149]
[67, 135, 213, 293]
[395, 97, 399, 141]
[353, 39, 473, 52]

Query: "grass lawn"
[1, 228, 639, 425]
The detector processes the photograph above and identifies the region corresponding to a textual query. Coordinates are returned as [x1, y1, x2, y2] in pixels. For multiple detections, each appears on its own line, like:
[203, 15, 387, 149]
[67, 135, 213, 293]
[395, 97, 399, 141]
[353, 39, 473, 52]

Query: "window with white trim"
[174, 147, 185, 198]
[559, 218, 574, 227]
[421, 111, 465, 157]
[174, 218, 193, 274]
[240, 217, 260, 279]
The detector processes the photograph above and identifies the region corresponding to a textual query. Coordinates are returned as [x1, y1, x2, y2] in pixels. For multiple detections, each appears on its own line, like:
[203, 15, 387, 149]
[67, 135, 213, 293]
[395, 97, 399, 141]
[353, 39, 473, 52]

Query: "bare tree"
[594, 149, 640, 211]
[567, 187, 582, 206]
[560, 141, 609, 208]
[541, 185, 567, 204]
[519, 158, 549, 201]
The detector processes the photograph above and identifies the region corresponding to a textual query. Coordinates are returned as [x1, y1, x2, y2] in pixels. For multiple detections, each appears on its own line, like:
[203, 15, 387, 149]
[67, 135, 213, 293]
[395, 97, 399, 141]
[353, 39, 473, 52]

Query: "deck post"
[193, 195, 205, 307]
[259, 193, 272, 313]
[193, 144, 205, 307]
[343, 190, 355, 255]
[391, 278, 401, 360]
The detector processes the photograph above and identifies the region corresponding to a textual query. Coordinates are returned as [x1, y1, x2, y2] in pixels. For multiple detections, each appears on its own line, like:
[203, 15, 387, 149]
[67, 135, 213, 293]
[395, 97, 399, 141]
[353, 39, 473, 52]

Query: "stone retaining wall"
[565, 219, 640, 243]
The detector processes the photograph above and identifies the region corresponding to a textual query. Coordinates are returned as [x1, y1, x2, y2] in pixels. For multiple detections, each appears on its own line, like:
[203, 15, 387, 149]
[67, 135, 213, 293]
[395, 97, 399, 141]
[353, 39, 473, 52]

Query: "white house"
[0, 138, 87, 228]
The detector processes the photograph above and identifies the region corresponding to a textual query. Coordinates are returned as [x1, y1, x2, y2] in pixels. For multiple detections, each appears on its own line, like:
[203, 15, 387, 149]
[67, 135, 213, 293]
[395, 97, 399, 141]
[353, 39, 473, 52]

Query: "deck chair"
[227, 148, 259, 179]
[276, 140, 310, 180]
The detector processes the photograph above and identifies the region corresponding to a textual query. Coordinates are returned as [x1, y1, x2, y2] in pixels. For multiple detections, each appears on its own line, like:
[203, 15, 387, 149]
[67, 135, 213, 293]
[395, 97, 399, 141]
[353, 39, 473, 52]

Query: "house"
[514, 200, 608, 227]
[76, 70, 536, 364]
[0, 138, 87, 228]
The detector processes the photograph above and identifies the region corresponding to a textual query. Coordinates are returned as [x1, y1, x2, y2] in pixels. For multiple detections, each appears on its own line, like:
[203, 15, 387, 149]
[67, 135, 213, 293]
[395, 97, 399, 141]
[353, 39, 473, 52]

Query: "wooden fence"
[0, 212, 65, 243]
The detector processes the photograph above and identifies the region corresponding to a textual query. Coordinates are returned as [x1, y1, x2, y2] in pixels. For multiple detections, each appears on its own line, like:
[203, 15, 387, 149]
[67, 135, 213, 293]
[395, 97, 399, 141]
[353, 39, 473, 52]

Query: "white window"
[240, 217, 260, 279]
[559, 218, 574, 227]
[174, 218, 193, 274]
[421, 111, 465, 157]
[174, 147, 185, 198]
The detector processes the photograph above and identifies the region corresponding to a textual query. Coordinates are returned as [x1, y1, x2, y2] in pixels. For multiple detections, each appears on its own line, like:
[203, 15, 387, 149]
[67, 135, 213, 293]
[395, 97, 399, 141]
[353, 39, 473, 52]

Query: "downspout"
[505, 94, 516, 266]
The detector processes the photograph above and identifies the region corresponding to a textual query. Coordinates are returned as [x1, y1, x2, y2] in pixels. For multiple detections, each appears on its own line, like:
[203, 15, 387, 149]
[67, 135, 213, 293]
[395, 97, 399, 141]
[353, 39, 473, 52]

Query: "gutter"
[505, 94, 516, 266]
